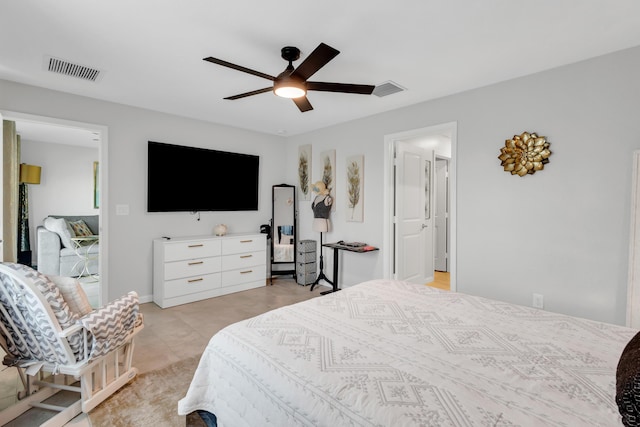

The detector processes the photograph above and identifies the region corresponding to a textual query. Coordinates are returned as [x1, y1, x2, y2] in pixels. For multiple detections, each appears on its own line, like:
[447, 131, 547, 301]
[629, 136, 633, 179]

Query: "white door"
[435, 159, 448, 271]
[627, 151, 640, 327]
[395, 141, 434, 284]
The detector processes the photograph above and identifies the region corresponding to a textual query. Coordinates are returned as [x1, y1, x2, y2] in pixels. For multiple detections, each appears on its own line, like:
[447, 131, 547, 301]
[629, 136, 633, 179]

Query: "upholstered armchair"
[0, 263, 143, 426]
[37, 215, 99, 277]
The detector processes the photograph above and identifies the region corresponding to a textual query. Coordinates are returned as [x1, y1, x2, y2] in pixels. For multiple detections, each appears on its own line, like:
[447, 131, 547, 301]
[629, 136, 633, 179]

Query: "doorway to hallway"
[383, 122, 457, 291]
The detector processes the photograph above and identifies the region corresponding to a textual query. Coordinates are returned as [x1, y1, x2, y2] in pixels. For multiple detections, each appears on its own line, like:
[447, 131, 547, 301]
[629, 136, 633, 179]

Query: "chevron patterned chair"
[0, 262, 143, 426]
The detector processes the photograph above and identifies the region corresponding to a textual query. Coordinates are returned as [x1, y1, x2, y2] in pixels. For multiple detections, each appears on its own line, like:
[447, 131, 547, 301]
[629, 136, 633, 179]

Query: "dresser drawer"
[164, 273, 221, 299]
[222, 235, 265, 255]
[164, 240, 221, 262]
[221, 266, 265, 287]
[221, 250, 266, 271]
[164, 257, 221, 280]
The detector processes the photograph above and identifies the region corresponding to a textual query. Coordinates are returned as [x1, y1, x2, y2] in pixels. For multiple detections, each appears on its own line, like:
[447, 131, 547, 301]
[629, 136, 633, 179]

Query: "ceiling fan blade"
[307, 81, 375, 94]
[224, 87, 273, 100]
[293, 96, 313, 112]
[290, 43, 339, 81]
[203, 57, 275, 81]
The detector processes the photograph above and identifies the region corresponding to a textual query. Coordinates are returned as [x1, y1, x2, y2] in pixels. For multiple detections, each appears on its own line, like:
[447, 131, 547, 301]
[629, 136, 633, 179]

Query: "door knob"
[421, 224, 428, 229]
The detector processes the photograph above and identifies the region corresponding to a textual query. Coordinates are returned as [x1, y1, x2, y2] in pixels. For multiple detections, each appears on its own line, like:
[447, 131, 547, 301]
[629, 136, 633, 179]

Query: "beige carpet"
[88, 355, 207, 427]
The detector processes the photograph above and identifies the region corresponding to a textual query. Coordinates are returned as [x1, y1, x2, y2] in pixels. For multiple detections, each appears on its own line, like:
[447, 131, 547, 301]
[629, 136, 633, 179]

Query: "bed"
[178, 279, 638, 426]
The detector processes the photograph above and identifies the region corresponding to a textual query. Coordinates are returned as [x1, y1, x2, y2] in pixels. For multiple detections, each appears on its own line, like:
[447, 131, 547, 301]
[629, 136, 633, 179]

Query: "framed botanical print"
[318, 149, 336, 211]
[346, 155, 364, 222]
[298, 144, 312, 201]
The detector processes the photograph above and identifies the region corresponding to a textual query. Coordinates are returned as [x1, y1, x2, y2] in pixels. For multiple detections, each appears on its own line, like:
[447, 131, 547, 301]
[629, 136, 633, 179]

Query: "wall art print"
[318, 149, 336, 211]
[298, 144, 312, 201]
[346, 155, 364, 222]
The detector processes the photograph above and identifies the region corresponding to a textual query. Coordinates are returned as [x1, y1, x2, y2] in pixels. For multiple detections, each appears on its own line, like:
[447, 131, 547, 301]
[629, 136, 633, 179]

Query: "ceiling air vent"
[44, 55, 102, 82]
[373, 81, 406, 97]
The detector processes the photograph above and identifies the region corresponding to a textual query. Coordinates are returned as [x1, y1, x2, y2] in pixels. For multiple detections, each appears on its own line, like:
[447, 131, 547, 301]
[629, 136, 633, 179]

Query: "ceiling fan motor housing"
[281, 46, 301, 63]
[275, 47, 306, 98]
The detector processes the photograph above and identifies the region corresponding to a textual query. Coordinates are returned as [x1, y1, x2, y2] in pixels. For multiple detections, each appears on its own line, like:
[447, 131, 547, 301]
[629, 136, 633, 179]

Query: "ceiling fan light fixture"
[275, 86, 306, 98]
[274, 77, 306, 99]
[204, 42, 372, 112]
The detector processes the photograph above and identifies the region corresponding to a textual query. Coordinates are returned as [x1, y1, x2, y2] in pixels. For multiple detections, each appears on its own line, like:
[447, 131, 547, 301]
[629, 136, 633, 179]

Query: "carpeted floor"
[88, 355, 206, 426]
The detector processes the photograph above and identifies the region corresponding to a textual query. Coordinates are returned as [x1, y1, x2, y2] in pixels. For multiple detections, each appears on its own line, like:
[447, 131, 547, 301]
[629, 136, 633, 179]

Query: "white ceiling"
[2, 0, 640, 140]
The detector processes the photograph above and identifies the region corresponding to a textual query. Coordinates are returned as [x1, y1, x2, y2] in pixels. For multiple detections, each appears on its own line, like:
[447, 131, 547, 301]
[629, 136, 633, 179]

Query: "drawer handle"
[240, 240, 253, 243]
[240, 270, 253, 274]
[188, 244, 204, 248]
[240, 255, 253, 259]
[188, 261, 204, 266]
[188, 278, 203, 283]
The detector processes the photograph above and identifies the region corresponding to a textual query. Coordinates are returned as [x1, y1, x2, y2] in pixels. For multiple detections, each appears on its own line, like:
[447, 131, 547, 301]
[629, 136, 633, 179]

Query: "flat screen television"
[147, 141, 259, 212]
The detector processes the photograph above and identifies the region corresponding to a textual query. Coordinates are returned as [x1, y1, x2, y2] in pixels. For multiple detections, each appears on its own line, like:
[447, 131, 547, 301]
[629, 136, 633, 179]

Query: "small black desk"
[311, 242, 379, 295]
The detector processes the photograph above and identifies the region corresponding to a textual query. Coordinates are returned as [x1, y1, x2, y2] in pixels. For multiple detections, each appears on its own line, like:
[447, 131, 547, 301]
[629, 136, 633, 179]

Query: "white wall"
[20, 140, 99, 265]
[2, 45, 639, 325]
[287, 45, 640, 325]
[287, 126, 386, 290]
[1, 80, 286, 301]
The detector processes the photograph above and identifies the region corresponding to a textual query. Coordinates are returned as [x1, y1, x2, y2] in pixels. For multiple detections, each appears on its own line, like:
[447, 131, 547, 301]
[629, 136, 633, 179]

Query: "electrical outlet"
[532, 293, 544, 309]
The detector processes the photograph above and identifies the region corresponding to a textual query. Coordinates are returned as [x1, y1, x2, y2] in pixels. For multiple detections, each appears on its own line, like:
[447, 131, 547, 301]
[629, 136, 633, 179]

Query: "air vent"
[373, 81, 406, 97]
[44, 55, 102, 82]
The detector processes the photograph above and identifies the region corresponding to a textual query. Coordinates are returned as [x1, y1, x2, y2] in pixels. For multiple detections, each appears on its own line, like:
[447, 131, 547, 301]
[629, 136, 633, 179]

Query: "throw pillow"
[43, 217, 75, 248]
[68, 219, 93, 237]
[4, 263, 85, 363]
[48, 275, 94, 317]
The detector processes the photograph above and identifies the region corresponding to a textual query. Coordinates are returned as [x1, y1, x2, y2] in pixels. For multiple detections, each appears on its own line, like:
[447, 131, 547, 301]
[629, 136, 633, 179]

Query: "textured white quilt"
[178, 279, 636, 426]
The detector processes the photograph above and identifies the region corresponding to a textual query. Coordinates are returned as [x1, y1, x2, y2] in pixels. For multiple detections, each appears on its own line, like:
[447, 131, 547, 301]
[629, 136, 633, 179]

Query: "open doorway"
[435, 157, 450, 273]
[0, 111, 108, 307]
[383, 122, 456, 291]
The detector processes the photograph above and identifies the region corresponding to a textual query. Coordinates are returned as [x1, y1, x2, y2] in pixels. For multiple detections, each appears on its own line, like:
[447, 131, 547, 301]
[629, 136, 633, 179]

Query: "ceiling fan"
[203, 42, 375, 112]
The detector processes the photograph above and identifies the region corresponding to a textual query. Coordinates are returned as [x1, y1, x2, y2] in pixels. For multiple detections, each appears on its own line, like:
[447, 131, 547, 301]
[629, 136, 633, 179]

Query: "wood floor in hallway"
[427, 271, 450, 291]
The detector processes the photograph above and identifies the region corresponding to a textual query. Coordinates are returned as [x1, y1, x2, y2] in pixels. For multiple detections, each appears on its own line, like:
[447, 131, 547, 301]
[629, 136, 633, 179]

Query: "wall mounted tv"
[147, 141, 259, 212]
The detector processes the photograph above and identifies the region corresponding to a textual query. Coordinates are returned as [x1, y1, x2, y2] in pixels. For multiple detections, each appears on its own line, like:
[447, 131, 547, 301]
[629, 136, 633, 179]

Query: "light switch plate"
[115, 204, 129, 215]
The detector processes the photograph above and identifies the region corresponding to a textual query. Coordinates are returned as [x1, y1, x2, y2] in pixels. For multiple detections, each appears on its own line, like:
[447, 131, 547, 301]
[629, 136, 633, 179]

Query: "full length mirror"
[271, 184, 296, 276]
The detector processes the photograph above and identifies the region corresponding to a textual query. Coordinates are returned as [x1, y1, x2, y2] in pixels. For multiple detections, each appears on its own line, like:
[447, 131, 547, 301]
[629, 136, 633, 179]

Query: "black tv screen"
[147, 141, 259, 212]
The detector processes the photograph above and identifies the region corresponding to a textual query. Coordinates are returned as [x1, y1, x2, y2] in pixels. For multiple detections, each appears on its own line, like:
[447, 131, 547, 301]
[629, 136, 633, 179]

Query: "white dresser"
[153, 233, 266, 308]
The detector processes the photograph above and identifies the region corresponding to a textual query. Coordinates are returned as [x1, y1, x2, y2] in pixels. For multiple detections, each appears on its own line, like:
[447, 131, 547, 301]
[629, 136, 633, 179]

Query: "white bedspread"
[178, 279, 636, 426]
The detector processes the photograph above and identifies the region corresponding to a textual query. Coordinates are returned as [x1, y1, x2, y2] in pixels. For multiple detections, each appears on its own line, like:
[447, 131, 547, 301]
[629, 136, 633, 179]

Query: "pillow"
[3, 263, 85, 362]
[68, 219, 93, 237]
[43, 217, 75, 248]
[616, 330, 640, 426]
[48, 275, 94, 317]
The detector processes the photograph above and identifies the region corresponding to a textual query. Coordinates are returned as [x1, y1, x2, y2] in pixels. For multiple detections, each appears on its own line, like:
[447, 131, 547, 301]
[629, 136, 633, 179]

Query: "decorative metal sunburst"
[498, 132, 552, 177]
